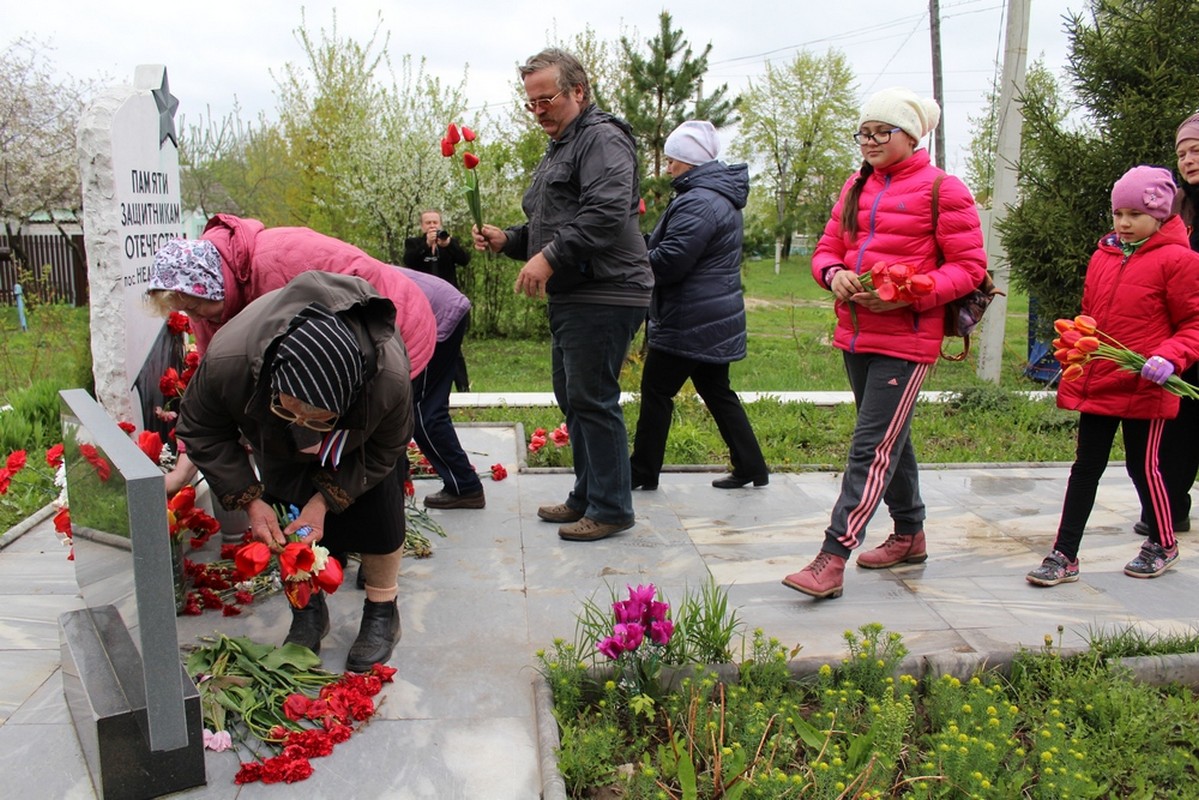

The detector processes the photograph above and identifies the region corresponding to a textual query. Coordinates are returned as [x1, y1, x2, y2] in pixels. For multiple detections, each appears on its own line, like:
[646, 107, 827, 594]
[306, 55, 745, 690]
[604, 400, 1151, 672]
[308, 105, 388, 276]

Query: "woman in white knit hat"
[628, 120, 768, 492]
[781, 87, 988, 600]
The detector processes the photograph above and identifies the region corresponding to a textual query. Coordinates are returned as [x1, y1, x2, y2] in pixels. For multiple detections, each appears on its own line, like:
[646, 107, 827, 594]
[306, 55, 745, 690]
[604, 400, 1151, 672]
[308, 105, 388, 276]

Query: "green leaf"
[261, 642, 324, 671]
[846, 723, 878, 770]
[790, 714, 829, 751]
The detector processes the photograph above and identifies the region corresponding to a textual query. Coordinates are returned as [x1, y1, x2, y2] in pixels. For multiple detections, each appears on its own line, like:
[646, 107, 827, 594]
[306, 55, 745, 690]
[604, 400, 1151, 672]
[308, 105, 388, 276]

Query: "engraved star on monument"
[152, 71, 179, 148]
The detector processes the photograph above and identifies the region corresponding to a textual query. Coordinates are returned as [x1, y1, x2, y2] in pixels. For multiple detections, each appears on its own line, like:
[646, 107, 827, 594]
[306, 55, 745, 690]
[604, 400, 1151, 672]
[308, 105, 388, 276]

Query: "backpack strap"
[931, 175, 945, 265]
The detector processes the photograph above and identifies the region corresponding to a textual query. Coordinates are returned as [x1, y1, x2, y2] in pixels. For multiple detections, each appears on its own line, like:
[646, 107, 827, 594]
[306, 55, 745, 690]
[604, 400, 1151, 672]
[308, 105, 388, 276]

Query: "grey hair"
[518, 47, 591, 106]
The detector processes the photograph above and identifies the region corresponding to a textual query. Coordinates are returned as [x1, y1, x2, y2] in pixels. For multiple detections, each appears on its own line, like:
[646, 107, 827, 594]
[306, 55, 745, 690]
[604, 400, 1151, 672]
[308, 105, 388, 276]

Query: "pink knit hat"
[1110, 165, 1176, 221]
[1176, 113, 1199, 147]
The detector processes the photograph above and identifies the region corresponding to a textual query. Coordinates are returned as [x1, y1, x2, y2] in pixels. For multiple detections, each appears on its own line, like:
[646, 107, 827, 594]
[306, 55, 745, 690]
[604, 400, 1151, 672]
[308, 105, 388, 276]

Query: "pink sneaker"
[856, 531, 928, 569]
[781, 552, 847, 599]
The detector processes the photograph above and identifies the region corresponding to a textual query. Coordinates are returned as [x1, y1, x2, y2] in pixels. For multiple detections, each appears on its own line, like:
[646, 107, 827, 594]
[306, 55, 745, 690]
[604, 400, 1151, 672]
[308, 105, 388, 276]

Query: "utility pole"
[929, 0, 945, 169]
[977, 0, 1031, 382]
[774, 141, 791, 276]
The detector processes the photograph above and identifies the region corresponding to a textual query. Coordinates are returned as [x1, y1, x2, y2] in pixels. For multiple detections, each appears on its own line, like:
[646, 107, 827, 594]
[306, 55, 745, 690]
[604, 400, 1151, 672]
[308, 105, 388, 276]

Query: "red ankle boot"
[781, 552, 847, 599]
[857, 531, 927, 569]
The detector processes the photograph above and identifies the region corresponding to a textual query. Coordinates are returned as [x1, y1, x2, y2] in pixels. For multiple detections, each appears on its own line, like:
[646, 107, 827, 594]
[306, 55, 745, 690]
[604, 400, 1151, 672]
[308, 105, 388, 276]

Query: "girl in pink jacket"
[782, 87, 987, 600]
[1027, 166, 1199, 586]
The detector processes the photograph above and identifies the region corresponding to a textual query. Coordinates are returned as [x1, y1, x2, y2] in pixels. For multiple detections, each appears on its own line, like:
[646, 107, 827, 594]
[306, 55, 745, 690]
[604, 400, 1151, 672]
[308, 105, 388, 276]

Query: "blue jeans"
[548, 302, 644, 524]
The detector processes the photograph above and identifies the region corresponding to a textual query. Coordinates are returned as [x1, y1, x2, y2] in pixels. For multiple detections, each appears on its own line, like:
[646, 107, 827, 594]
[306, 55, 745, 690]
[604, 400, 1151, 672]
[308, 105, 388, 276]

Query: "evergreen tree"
[610, 12, 737, 221]
[1002, 0, 1199, 336]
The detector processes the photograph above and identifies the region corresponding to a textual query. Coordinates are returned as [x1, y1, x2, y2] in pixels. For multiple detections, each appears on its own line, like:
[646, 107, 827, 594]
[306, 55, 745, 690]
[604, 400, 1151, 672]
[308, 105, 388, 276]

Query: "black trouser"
[630, 348, 767, 483]
[1138, 364, 1199, 532]
[412, 317, 482, 496]
[1055, 413, 1172, 560]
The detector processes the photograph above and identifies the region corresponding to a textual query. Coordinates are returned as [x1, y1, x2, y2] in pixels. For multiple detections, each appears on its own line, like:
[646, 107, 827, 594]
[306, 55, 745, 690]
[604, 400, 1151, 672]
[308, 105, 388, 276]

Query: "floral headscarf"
[149, 239, 225, 300]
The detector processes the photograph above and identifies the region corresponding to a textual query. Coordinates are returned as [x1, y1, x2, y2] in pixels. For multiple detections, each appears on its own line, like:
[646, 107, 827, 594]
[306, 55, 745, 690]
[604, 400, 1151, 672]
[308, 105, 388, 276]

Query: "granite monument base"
[60, 605, 205, 800]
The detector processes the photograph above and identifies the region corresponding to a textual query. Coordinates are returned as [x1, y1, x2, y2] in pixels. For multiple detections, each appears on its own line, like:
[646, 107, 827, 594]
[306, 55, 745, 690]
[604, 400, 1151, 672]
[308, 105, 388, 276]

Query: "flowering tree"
[0, 37, 91, 261]
[730, 50, 858, 262]
[273, 11, 470, 264]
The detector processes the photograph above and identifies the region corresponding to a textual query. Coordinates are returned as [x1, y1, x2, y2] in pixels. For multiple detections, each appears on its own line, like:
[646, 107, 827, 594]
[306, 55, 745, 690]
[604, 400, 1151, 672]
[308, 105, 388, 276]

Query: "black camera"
[436, 229, 450, 241]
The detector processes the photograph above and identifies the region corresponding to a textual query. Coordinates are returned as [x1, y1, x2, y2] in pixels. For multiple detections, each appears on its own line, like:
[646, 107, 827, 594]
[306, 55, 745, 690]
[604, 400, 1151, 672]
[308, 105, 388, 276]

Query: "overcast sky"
[11, 0, 1084, 172]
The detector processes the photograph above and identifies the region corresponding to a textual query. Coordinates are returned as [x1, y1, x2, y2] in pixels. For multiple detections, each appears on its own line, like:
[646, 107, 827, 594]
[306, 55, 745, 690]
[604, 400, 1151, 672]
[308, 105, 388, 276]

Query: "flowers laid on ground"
[406, 439, 436, 477]
[858, 261, 935, 303]
[181, 538, 278, 617]
[1053, 314, 1199, 398]
[233, 505, 343, 609]
[186, 634, 395, 784]
[489, 463, 508, 481]
[440, 122, 483, 233]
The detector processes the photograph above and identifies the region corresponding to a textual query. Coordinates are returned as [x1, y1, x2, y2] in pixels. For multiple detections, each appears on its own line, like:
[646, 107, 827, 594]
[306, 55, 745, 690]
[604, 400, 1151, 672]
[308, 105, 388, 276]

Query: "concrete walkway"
[1, 422, 1195, 798]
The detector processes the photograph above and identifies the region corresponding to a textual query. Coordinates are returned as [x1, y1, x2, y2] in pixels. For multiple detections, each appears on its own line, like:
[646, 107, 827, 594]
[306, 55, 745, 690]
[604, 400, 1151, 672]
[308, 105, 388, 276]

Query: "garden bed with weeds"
[535, 585, 1199, 800]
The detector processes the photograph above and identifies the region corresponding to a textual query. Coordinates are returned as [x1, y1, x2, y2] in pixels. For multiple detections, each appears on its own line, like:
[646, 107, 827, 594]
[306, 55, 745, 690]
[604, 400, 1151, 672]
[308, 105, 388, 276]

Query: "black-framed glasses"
[523, 90, 565, 113]
[853, 127, 903, 145]
[270, 395, 337, 432]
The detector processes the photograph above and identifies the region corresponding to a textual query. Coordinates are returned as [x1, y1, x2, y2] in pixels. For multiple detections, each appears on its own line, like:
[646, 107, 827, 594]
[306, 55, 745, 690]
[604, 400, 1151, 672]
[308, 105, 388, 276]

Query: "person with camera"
[404, 210, 472, 392]
[403, 210, 472, 290]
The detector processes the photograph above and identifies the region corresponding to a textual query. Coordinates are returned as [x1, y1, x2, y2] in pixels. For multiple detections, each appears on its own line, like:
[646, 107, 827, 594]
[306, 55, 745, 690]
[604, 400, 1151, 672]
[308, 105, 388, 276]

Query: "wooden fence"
[0, 233, 89, 306]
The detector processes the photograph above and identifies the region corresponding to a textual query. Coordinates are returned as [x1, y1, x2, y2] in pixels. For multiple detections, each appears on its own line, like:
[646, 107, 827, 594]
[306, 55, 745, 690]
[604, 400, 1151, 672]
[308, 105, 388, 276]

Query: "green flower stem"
[1089, 343, 1199, 400]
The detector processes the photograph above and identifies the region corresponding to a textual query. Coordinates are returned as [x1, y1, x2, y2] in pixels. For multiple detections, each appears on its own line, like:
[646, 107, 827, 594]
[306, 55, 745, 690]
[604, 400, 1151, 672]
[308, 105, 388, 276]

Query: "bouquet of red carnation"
[1052, 314, 1199, 399]
[234, 504, 343, 609]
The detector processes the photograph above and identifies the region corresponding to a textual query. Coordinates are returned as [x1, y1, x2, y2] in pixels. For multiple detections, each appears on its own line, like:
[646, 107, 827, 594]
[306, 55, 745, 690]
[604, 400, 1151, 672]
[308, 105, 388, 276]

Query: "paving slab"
[0, 422, 1193, 798]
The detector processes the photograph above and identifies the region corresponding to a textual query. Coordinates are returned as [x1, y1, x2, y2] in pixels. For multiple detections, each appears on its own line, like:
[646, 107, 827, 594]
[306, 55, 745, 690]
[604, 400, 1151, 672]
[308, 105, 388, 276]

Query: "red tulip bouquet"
[440, 123, 483, 233]
[234, 504, 344, 609]
[857, 261, 936, 303]
[1052, 314, 1199, 399]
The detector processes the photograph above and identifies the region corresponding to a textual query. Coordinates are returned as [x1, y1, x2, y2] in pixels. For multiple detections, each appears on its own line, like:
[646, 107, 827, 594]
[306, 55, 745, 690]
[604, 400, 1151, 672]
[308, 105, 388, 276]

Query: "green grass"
[0, 303, 92, 405]
[464, 256, 1048, 393]
[457, 257, 1084, 469]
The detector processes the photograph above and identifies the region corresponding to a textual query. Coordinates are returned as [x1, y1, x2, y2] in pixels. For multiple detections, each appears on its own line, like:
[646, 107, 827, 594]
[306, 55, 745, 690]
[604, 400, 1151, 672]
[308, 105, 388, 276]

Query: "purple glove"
[1141, 355, 1175, 385]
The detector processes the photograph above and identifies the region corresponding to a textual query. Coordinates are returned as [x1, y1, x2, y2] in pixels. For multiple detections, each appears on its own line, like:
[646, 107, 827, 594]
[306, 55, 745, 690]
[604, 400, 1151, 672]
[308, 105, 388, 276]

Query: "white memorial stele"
[78, 65, 185, 434]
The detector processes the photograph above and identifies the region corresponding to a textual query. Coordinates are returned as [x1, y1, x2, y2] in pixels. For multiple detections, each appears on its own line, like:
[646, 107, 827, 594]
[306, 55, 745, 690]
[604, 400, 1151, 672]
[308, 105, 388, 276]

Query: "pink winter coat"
[812, 149, 987, 363]
[1057, 216, 1199, 420]
[196, 214, 436, 377]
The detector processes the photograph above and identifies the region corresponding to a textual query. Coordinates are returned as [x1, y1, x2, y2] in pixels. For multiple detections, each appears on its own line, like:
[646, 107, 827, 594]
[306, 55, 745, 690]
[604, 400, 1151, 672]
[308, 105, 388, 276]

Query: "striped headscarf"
[270, 304, 364, 415]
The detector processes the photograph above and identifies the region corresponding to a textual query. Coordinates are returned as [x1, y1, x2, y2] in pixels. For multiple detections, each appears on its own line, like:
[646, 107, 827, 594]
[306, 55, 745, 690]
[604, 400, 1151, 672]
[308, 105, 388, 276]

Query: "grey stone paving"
[1, 423, 1195, 798]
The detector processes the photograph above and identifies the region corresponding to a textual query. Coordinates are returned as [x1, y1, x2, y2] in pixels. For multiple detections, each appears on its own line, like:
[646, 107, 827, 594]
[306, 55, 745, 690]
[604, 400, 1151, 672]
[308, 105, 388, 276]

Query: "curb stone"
[533, 648, 1199, 797]
[0, 503, 56, 551]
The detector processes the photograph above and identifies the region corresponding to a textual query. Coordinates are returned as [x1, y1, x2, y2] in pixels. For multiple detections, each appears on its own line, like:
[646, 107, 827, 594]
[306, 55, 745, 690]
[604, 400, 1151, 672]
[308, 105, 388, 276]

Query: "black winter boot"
[345, 598, 401, 673]
[283, 592, 330, 654]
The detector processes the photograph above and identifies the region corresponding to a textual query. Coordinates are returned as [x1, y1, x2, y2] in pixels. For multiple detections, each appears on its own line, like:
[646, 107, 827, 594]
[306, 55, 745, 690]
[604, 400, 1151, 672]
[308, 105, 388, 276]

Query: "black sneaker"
[1134, 518, 1191, 536]
[1124, 542, 1179, 578]
[1026, 550, 1080, 587]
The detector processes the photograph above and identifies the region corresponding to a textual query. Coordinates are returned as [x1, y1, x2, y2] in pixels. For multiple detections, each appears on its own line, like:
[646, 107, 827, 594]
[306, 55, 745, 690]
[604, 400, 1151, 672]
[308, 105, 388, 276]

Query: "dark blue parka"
[646, 160, 750, 363]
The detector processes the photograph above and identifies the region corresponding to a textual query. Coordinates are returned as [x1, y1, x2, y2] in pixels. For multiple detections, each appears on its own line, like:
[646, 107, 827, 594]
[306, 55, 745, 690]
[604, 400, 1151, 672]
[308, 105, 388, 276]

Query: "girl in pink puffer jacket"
[782, 87, 987, 601]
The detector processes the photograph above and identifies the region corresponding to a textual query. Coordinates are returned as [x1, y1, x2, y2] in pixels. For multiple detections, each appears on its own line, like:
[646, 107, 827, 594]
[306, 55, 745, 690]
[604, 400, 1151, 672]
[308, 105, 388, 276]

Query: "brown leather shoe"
[423, 488, 486, 509]
[558, 516, 635, 541]
[781, 552, 847, 599]
[538, 503, 585, 523]
[856, 531, 928, 569]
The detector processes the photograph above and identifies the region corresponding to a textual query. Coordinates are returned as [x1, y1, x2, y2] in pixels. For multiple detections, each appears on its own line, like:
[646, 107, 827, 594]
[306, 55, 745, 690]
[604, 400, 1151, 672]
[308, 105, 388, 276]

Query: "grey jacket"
[502, 104, 653, 307]
[177, 271, 413, 514]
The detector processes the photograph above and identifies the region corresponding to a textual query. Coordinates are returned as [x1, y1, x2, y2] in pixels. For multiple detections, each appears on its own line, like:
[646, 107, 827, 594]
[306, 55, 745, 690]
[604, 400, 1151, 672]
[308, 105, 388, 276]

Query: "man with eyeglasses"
[474, 47, 653, 542]
[177, 270, 412, 673]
